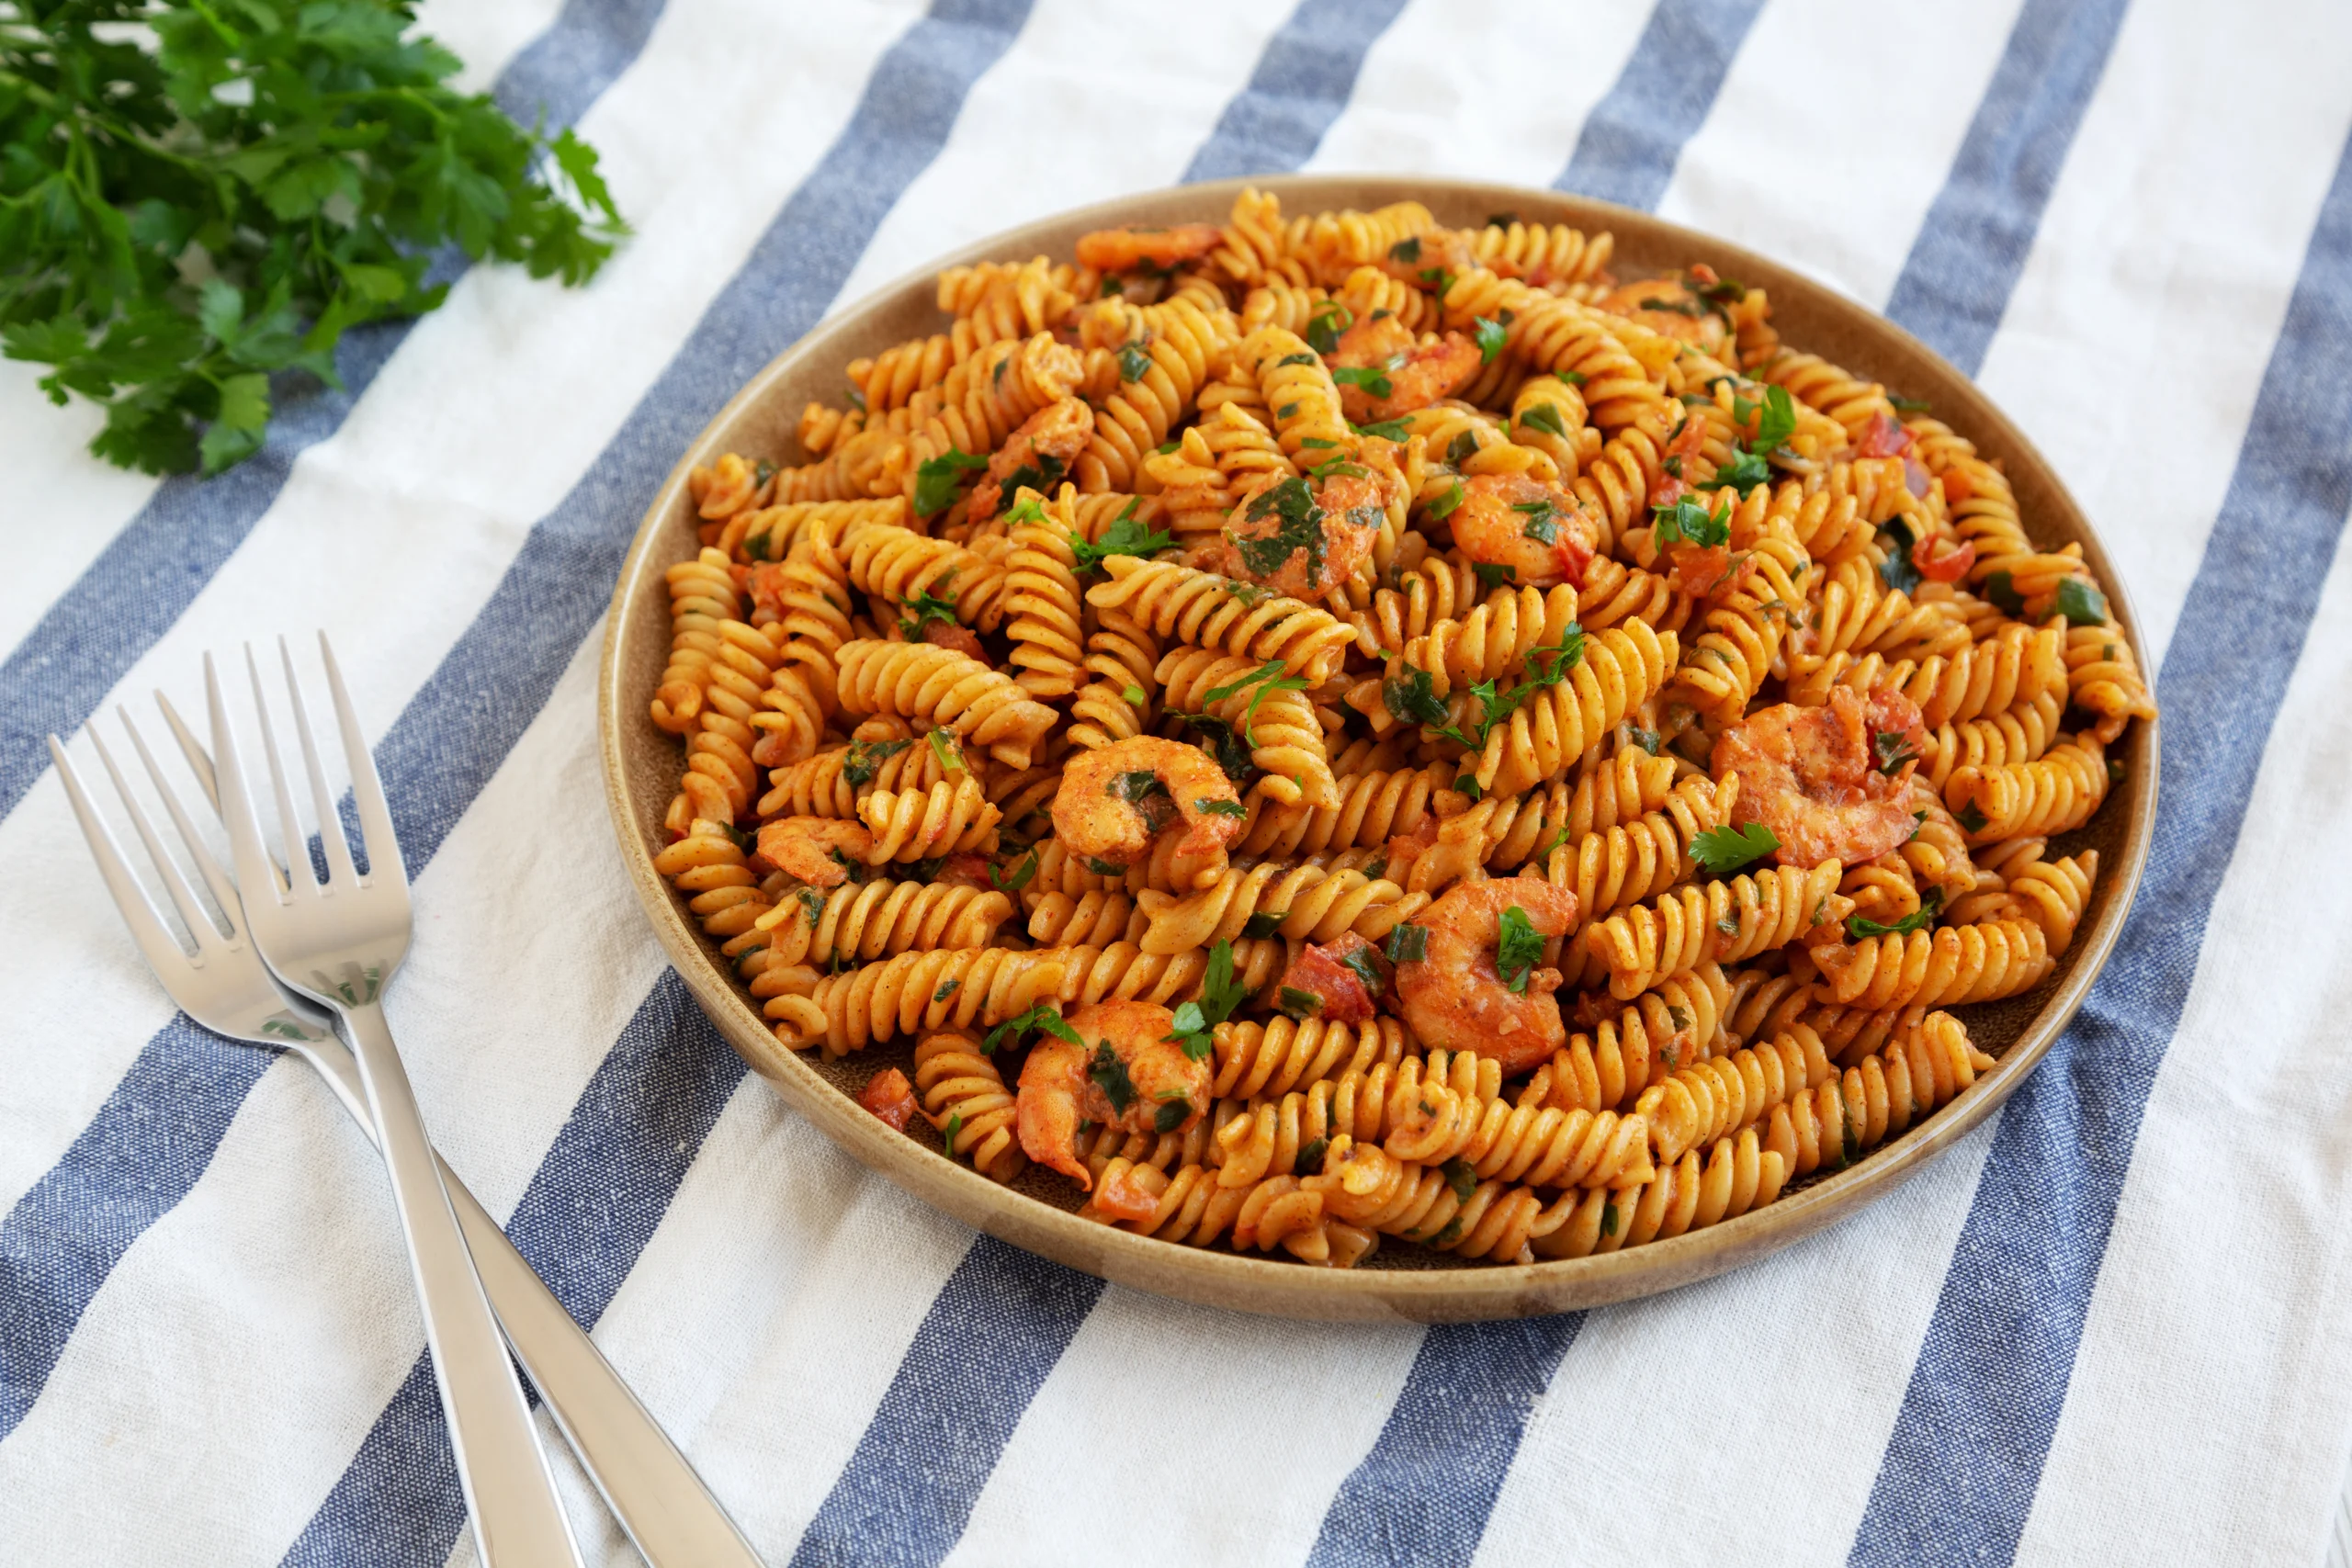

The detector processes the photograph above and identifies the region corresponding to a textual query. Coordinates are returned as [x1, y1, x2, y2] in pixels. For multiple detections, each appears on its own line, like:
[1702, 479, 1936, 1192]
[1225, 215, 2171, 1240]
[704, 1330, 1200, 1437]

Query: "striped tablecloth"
[6, 0, 2349, 1562]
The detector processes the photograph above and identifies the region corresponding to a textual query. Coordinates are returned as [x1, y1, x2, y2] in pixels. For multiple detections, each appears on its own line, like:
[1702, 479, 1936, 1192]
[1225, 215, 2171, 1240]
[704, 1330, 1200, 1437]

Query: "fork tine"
[85, 723, 226, 954]
[318, 632, 406, 888]
[48, 735, 199, 984]
[120, 705, 244, 941]
[277, 637, 358, 887]
[154, 690, 219, 813]
[209, 651, 286, 906]
[244, 643, 317, 897]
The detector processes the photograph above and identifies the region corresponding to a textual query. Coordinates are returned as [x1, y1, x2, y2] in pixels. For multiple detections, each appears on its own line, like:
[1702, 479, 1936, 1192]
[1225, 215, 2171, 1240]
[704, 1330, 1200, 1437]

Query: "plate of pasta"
[597, 176, 2156, 1321]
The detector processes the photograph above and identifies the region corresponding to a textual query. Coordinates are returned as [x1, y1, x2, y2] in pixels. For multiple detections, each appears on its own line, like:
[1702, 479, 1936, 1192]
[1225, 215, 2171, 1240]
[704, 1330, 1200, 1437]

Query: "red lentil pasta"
[650, 188, 2152, 1270]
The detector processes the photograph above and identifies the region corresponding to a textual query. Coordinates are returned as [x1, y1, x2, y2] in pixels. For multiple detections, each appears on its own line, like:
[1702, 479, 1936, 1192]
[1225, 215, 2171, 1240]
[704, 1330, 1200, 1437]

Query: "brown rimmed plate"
[596, 175, 2156, 1322]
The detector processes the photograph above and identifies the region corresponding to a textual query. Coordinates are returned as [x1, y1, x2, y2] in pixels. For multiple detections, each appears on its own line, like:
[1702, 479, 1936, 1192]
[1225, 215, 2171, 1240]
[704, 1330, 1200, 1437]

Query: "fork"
[207, 636, 582, 1568]
[48, 694, 766, 1568]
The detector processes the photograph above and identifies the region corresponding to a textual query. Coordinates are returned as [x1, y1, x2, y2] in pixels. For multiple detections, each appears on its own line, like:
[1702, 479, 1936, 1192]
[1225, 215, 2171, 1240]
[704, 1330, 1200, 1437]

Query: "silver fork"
[48, 696, 766, 1568]
[208, 636, 582, 1568]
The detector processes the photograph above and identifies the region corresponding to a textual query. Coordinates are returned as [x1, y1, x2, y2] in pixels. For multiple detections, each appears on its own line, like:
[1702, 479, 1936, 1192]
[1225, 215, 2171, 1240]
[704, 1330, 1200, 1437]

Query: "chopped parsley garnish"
[1846, 890, 1945, 941]
[1487, 211, 1519, 228]
[1068, 502, 1175, 570]
[1627, 726, 1661, 755]
[1276, 352, 1317, 367]
[1175, 713, 1256, 783]
[1202, 656, 1309, 742]
[1111, 769, 1176, 833]
[1235, 477, 1328, 585]
[1154, 1095, 1193, 1134]
[1495, 905, 1545, 994]
[1164, 940, 1248, 1059]
[1653, 494, 1732, 550]
[989, 847, 1038, 893]
[1241, 909, 1289, 940]
[1690, 821, 1780, 876]
[1474, 562, 1518, 592]
[1196, 797, 1247, 818]
[1088, 1043, 1138, 1113]
[1381, 663, 1453, 730]
[1278, 986, 1324, 1018]
[1442, 1157, 1478, 1201]
[2056, 577, 2109, 626]
[1518, 401, 1567, 440]
[1337, 942, 1387, 997]
[1878, 519, 1922, 594]
[1430, 481, 1465, 523]
[1516, 502, 1560, 544]
[1388, 236, 1422, 264]
[1352, 417, 1413, 442]
[997, 452, 1067, 502]
[1984, 570, 2026, 617]
[913, 447, 989, 517]
[1385, 924, 1430, 964]
[842, 737, 910, 787]
[1084, 856, 1128, 876]
[1713, 447, 1771, 494]
[1954, 799, 1990, 834]
[1446, 429, 1482, 467]
[933, 979, 960, 1003]
[1118, 342, 1154, 382]
[1873, 730, 1919, 776]
[1296, 1137, 1329, 1176]
[982, 1001, 1082, 1055]
[899, 574, 961, 637]
[797, 888, 826, 925]
[1306, 300, 1354, 355]
[1473, 315, 1508, 364]
[1330, 361, 1401, 400]
[1748, 384, 1797, 452]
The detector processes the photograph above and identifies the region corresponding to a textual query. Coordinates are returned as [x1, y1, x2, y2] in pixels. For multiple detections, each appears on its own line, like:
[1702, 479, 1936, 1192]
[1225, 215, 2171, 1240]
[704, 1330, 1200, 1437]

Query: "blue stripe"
[1883, 0, 2130, 378]
[1849, 118, 2352, 1568]
[283, 972, 742, 1568]
[783, 13, 1416, 1560]
[0, 0, 668, 831]
[787, 1241, 1104, 1568]
[1305, 1316, 1586, 1568]
[1554, 0, 1764, 209]
[0, 0, 673, 1447]
[265, 0, 1037, 1550]
[1182, 0, 1411, 184]
[1286, 8, 1780, 1560]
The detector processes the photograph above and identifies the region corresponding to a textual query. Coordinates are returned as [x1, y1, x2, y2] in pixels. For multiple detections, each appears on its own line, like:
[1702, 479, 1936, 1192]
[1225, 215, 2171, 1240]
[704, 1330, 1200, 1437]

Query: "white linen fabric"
[3, 0, 2349, 1563]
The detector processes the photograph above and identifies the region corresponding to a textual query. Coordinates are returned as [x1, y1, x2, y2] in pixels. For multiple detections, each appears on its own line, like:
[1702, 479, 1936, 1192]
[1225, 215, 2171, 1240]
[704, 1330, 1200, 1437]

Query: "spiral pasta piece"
[1086, 556, 1355, 684]
[2000, 850, 2098, 955]
[1393, 581, 1583, 699]
[842, 524, 1011, 632]
[913, 1032, 1026, 1182]
[1536, 772, 1731, 924]
[1634, 1027, 1838, 1164]
[1155, 646, 1337, 808]
[1470, 617, 1679, 797]
[857, 777, 1002, 862]
[2064, 620, 2158, 744]
[1944, 736, 2108, 842]
[1075, 296, 1239, 491]
[1206, 1016, 1415, 1101]
[836, 639, 1057, 770]
[650, 547, 742, 734]
[1464, 220, 1611, 290]
[1530, 1127, 1787, 1260]
[1763, 1011, 1993, 1175]
[1234, 763, 1450, 861]
[755, 726, 954, 818]
[1135, 859, 1427, 955]
[1383, 1076, 1657, 1190]
[1584, 859, 1845, 999]
[756, 878, 1012, 969]
[778, 947, 1069, 1055]
[1809, 919, 2052, 1010]
[1215, 1050, 1501, 1189]
[1304, 1135, 1575, 1263]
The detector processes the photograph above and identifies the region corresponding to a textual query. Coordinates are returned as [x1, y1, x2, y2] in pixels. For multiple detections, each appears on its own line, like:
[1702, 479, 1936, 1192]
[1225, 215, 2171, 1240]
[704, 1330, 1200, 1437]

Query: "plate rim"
[595, 173, 2158, 1322]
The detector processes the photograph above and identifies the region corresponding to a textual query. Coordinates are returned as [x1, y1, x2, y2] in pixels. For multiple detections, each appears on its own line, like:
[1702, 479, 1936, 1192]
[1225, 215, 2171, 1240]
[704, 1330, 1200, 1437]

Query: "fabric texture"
[4, 0, 2351, 1563]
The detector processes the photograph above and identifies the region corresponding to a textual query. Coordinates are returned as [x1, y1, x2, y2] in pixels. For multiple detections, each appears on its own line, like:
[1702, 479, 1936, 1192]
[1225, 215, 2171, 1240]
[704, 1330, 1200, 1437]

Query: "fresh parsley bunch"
[1, 0, 627, 475]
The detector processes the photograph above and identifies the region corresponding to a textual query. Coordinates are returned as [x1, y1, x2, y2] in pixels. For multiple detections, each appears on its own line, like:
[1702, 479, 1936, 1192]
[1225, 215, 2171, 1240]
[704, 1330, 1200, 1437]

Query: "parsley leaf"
[1442, 1157, 1478, 1201]
[1430, 480, 1466, 522]
[1175, 713, 1256, 784]
[1954, 799, 1990, 834]
[899, 574, 961, 637]
[1984, 570, 2027, 617]
[1388, 236, 1422, 264]
[1495, 905, 1545, 994]
[1653, 494, 1732, 550]
[1473, 315, 1508, 364]
[1380, 663, 1455, 731]
[1118, 341, 1153, 382]
[1517, 502, 1560, 544]
[989, 847, 1039, 893]
[983, 1001, 1082, 1055]
[1690, 822, 1780, 876]
[943, 1111, 963, 1156]
[1749, 384, 1798, 453]
[1154, 1095, 1193, 1134]
[3, 3, 627, 476]
[1385, 922, 1430, 964]
[1241, 909, 1290, 940]
[1068, 502, 1175, 570]
[1278, 986, 1324, 1018]
[1846, 889, 1945, 941]
[914, 448, 989, 516]
[1195, 797, 1247, 818]
[1306, 299, 1353, 355]
[1878, 519, 1923, 595]
[933, 979, 961, 1003]
[1713, 447, 1771, 494]
[1088, 1043, 1138, 1112]
[1518, 401, 1567, 440]
[842, 737, 910, 786]
[1202, 657, 1308, 743]
[1330, 363, 1397, 400]
[1296, 1137, 1329, 1176]
[1474, 562, 1518, 593]
[1164, 940, 1247, 1059]
[2055, 577, 2109, 626]
[1351, 417, 1413, 442]
[1873, 729, 1919, 776]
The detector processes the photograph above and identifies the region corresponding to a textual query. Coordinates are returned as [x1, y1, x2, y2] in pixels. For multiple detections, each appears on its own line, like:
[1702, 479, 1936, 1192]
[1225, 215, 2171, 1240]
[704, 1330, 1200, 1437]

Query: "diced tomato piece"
[1856, 411, 1914, 459]
[1278, 939, 1379, 1025]
[857, 1067, 918, 1133]
[1912, 535, 1975, 583]
[922, 620, 986, 661]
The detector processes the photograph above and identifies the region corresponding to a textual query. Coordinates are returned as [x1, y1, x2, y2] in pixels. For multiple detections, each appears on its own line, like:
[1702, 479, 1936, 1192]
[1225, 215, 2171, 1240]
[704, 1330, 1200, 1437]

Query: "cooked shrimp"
[1221, 469, 1387, 599]
[1376, 227, 1476, 286]
[1392, 874, 1580, 1074]
[755, 817, 875, 888]
[1016, 999, 1212, 1190]
[1596, 276, 1730, 353]
[1327, 311, 1480, 423]
[1445, 472, 1597, 591]
[969, 397, 1095, 520]
[1711, 686, 1928, 869]
[1075, 223, 1224, 274]
[1051, 735, 1242, 870]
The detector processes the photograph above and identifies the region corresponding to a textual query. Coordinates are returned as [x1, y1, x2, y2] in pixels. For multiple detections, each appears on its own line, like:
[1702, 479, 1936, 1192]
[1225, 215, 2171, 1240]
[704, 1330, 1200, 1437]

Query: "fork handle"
[339, 1000, 585, 1568]
[287, 1034, 765, 1567]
